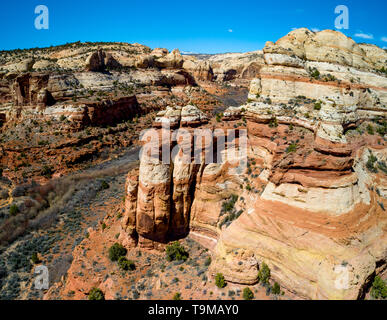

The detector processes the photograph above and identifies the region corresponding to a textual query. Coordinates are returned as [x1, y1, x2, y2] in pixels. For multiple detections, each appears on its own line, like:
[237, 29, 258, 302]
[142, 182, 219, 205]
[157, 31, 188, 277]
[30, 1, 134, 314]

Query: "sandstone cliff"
[119, 29, 387, 299]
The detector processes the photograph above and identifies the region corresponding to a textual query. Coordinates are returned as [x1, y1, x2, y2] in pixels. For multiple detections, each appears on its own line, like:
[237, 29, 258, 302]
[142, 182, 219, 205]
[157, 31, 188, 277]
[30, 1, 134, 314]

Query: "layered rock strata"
[210, 29, 387, 299]
[121, 29, 387, 299]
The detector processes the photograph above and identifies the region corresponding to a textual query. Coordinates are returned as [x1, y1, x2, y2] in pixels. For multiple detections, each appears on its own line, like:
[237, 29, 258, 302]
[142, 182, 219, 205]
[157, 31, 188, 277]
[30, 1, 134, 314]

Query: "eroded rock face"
[85, 49, 122, 72]
[12, 73, 55, 107]
[209, 29, 387, 300]
[120, 29, 387, 300]
[121, 104, 213, 246]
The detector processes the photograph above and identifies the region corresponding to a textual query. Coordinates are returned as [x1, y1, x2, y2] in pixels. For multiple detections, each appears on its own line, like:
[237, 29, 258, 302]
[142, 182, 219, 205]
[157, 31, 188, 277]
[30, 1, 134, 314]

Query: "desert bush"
[100, 180, 109, 189]
[88, 287, 105, 300]
[286, 143, 297, 153]
[366, 154, 378, 173]
[9, 204, 19, 216]
[309, 67, 320, 79]
[268, 117, 278, 128]
[221, 194, 238, 213]
[108, 243, 127, 261]
[215, 273, 226, 288]
[204, 256, 212, 267]
[31, 252, 40, 264]
[272, 282, 281, 295]
[243, 287, 254, 300]
[118, 256, 135, 271]
[314, 102, 322, 110]
[258, 262, 271, 285]
[378, 161, 387, 175]
[370, 276, 387, 299]
[166, 241, 188, 262]
[173, 292, 181, 300]
[367, 124, 374, 135]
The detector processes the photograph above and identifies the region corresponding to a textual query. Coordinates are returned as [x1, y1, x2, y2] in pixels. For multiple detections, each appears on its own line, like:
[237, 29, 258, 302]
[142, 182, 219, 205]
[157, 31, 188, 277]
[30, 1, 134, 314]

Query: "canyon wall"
[121, 29, 387, 299]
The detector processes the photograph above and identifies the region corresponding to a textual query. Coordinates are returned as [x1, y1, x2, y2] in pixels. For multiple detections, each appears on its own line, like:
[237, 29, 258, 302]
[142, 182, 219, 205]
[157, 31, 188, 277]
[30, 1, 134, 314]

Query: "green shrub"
[370, 276, 387, 299]
[378, 161, 387, 174]
[272, 282, 281, 295]
[314, 102, 322, 110]
[286, 143, 297, 153]
[88, 287, 105, 300]
[173, 292, 182, 300]
[31, 252, 40, 264]
[204, 256, 212, 267]
[366, 154, 378, 173]
[243, 287, 254, 300]
[101, 180, 110, 189]
[108, 243, 127, 261]
[258, 262, 271, 285]
[221, 194, 238, 213]
[309, 67, 320, 79]
[118, 256, 135, 271]
[367, 124, 374, 135]
[268, 117, 278, 128]
[215, 113, 223, 122]
[166, 241, 188, 262]
[9, 204, 19, 216]
[215, 273, 226, 288]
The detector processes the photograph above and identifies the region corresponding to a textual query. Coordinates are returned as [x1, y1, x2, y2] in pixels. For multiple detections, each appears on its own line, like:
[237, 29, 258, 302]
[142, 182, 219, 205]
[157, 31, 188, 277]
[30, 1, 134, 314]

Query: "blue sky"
[1, 0, 386, 53]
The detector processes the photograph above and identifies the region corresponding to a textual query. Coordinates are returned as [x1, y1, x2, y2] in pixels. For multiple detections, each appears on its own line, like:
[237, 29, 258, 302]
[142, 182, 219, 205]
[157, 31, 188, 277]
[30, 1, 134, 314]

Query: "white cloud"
[228, 29, 233, 33]
[311, 28, 320, 32]
[381, 37, 387, 42]
[354, 31, 374, 39]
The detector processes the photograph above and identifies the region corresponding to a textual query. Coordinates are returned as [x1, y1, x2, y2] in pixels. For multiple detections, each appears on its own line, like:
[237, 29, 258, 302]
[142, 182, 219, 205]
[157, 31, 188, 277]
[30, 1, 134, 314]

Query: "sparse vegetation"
[173, 292, 182, 300]
[118, 256, 135, 271]
[9, 204, 19, 216]
[272, 282, 281, 295]
[31, 252, 40, 264]
[166, 241, 188, 262]
[258, 262, 271, 285]
[215, 113, 223, 122]
[314, 102, 322, 110]
[88, 287, 105, 300]
[108, 243, 127, 261]
[219, 194, 243, 228]
[243, 287, 254, 300]
[309, 67, 320, 79]
[286, 143, 297, 153]
[370, 276, 387, 299]
[215, 273, 226, 288]
[101, 180, 110, 189]
[366, 153, 378, 173]
[268, 117, 278, 128]
[367, 124, 374, 135]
